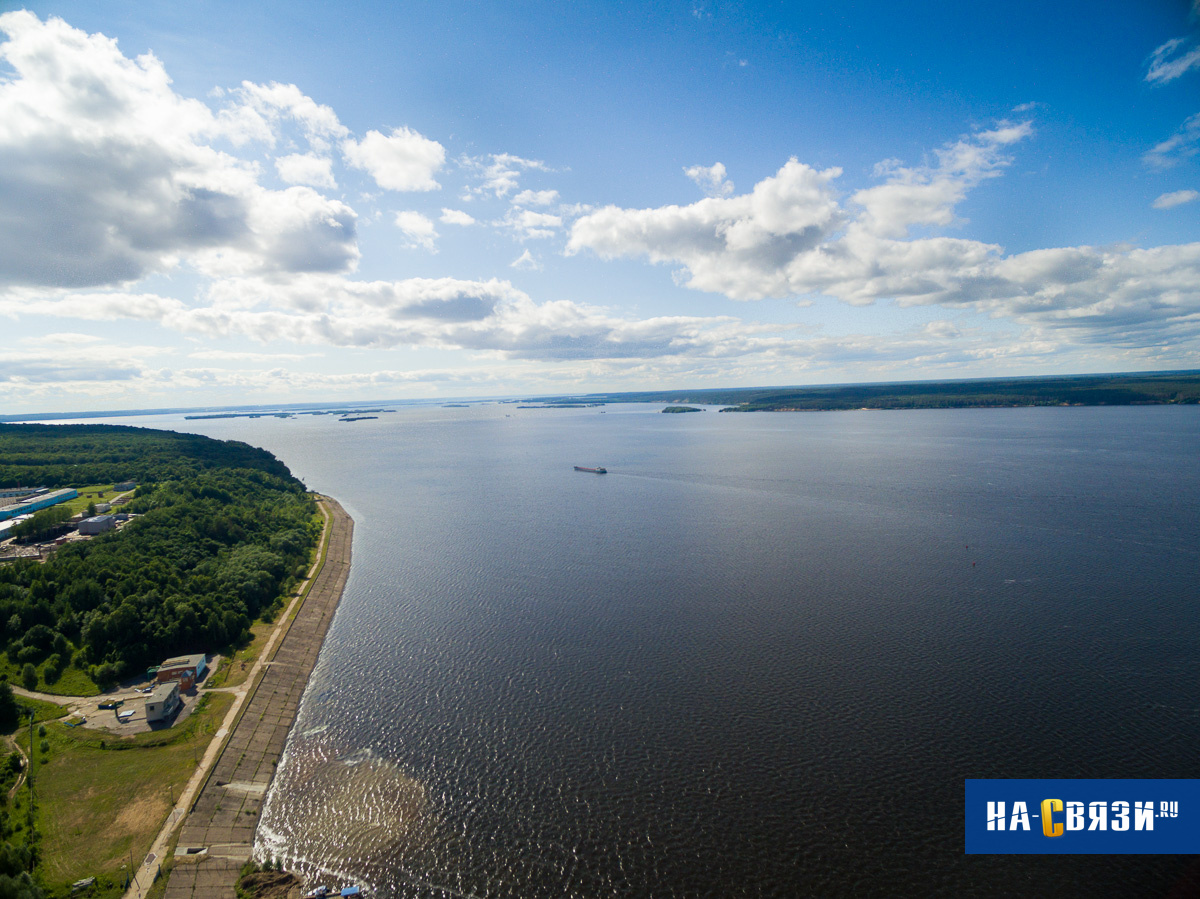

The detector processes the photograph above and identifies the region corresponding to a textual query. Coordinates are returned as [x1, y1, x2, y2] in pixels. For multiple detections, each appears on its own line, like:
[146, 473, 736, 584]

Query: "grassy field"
[0, 655, 100, 696]
[61, 485, 129, 516]
[24, 692, 234, 899]
[207, 621, 270, 690]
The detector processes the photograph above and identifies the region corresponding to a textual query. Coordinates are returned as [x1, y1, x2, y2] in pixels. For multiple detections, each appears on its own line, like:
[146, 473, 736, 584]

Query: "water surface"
[106, 404, 1200, 897]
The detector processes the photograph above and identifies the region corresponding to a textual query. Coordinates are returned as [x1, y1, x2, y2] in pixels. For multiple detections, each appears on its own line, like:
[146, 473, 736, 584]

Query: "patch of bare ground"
[239, 870, 301, 899]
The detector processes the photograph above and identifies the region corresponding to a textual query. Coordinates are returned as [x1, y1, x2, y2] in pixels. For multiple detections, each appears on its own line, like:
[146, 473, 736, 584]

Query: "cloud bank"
[568, 124, 1200, 348]
[1, 10, 1198, 410]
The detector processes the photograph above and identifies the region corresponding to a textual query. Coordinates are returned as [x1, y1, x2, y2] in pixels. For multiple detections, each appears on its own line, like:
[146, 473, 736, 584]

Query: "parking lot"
[15, 660, 220, 736]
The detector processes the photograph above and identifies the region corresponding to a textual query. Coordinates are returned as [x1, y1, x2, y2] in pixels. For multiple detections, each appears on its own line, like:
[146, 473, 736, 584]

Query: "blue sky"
[2, 0, 1199, 412]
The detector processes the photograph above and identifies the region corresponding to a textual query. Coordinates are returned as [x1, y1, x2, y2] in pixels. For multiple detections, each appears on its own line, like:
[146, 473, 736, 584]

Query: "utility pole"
[27, 709, 33, 803]
[27, 710, 35, 874]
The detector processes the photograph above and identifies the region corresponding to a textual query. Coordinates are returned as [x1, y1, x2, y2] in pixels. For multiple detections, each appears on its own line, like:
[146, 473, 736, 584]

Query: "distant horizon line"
[3, 368, 1198, 424]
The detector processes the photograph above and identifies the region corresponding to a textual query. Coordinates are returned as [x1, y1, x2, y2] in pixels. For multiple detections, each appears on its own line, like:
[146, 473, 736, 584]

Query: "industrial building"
[78, 515, 116, 536]
[155, 654, 207, 690]
[145, 682, 181, 722]
[0, 487, 43, 500]
[0, 488, 78, 523]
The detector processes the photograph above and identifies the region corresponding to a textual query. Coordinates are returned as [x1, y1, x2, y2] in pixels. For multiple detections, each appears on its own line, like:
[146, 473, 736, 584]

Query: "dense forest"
[525, 370, 1200, 411]
[0, 425, 296, 489]
[0, 424, 319, 688]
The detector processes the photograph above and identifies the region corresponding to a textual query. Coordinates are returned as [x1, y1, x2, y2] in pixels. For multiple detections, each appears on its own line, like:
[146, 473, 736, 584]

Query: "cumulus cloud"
[440, 208, 476, 225]
[221, 80, 349, 146]
[567, 158, 844, 299]
[275, 153, 336, 188]
[0, 12, 359, 289]
[1153, 189, 1199, 209]
[394, 211, 438, 251]
[569, 122, 1200, 349]
[684, 162, 734, 197]
[851, 122, 1032, 238]
[1, 272, 838, 366]
[1146, 37, 1200, 84]
[1144, 113, 1200, 169]
[177, 274, 737, 360]
[342, 126, 445, 191]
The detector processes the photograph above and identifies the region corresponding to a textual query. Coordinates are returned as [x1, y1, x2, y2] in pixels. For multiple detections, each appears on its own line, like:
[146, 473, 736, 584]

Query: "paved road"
[122, 498, 353, 899]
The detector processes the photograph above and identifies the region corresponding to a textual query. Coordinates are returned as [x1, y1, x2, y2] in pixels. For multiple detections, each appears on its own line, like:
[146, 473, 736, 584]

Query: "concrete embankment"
[161, 497, 353, 899]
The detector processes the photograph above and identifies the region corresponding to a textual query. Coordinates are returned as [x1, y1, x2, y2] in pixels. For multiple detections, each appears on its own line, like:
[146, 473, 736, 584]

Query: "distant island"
[661, 405, 703, 413]
[526, 370, 1200, 413]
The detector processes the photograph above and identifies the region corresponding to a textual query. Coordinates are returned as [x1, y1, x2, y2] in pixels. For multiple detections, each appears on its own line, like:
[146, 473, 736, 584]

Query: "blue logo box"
[965, 779, 1199, 854]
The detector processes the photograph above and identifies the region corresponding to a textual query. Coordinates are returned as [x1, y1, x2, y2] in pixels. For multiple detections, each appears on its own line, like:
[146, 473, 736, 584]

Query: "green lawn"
[0, 654, 99, 697]
[60, 485, 123, 516]
[24, 692, 233, 899]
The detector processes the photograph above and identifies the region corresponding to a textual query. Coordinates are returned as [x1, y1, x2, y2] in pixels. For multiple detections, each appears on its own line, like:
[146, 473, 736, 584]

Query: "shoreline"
[144, 496, 353, 899]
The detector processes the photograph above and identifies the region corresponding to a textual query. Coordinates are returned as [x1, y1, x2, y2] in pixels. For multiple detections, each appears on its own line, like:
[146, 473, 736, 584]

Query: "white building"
[145, 682, 181, 723]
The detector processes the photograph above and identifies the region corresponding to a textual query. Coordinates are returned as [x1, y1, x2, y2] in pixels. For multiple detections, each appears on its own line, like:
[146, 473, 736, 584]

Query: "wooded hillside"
[0, 425, 318, 688]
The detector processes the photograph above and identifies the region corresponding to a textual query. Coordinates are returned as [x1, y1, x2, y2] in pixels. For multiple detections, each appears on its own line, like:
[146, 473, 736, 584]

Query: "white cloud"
[511, 249, 541, 270]
[0, 291, 188, 322]
[275, 153, 336, 188]
[512, 189, 560, 207]
[232, 81, 348, 140]
[188, 185, 359, 277]
[1, 273, 826, 365]
[394, 211, 438, 251]
[186, 348, 317, 362]
[851, 122, 1032, 238]
[1144, 113, 1200, 169]
[214, 80, 348, 150]
[440, 208, 476, 225]
[461, 153, 549, 198]
[567, 158, 844, 299]
[569, 123, 1200, 349]
[1146, 37, 1200, 84]
[1153, 189, 1199, 209]
[499, 209, 563, 240]
[0, 12, 359, 290]
[341, 126, 445, 191]
[684, 162, 734, 198]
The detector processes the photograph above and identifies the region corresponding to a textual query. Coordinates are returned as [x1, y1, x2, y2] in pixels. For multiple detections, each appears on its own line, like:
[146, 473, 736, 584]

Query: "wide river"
[90, 403, 1200, 897]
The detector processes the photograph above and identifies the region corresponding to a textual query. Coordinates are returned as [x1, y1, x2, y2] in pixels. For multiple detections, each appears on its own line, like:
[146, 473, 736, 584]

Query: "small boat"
[573, 466, 607, 474]
[303, 887, 329, 899]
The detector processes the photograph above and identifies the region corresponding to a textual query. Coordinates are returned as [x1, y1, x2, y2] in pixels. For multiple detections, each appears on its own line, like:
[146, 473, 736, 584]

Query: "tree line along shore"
[526, 370, 1200, 412]
[0, 423, 325, 899]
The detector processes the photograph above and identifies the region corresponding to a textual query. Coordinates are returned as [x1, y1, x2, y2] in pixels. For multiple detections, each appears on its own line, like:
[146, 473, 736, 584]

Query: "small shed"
[155, 654, 208, 690]
[145, 682, 180, 722]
